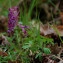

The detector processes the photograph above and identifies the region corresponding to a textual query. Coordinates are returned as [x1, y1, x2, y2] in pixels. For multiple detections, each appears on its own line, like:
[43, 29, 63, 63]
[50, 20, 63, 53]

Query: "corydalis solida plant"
[7, 6, 19, 34]
[7, 6, 29, 36]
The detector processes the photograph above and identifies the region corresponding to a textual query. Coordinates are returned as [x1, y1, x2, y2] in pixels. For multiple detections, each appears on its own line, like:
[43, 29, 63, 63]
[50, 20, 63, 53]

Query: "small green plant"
[0, 23, 53, 63]
[0, 0, 56, 63]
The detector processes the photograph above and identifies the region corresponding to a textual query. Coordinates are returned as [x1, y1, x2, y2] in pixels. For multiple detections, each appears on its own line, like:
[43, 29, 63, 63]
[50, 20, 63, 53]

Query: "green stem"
[9, 0, 12, 8]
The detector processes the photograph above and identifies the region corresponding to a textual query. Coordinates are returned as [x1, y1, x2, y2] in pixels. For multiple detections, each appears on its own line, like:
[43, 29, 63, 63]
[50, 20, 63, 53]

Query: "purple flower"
[7, 6, 19, 34]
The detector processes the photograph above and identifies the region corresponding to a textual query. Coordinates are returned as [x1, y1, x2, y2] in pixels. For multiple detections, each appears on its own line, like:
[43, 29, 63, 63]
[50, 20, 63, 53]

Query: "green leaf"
[22, 41, 33, 49]
[43, 48, 51, 54]
[35, 52, 42, 59]
[22, 45, 30, 49]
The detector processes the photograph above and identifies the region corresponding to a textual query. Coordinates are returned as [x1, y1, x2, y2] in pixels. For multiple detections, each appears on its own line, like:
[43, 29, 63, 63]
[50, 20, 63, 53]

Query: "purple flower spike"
[7, 6, 19, 34]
